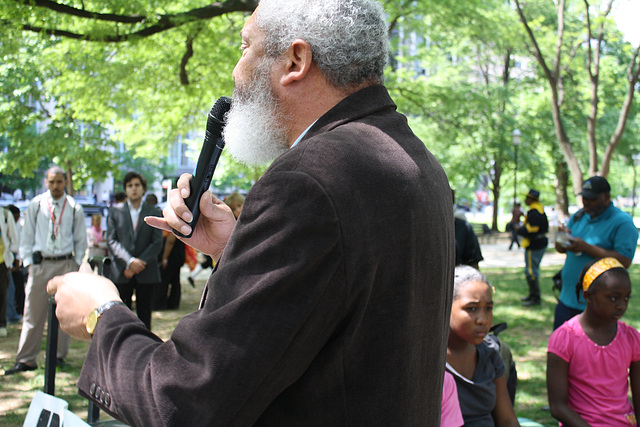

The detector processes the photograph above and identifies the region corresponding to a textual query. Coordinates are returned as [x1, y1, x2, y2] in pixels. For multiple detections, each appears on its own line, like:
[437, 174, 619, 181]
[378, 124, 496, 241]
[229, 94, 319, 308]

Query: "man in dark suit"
[48, 1, 454, 425]
[107, 171, 162, 329]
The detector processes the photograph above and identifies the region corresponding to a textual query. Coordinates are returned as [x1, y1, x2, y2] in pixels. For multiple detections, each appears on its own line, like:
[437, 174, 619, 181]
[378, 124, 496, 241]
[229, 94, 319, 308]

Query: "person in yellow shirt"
[516, 189, 549, 306]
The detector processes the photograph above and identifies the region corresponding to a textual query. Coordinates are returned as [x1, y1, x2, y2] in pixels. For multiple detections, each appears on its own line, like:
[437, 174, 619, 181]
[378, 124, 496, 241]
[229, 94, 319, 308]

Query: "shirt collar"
[127, 200, 142, 213]
[290, 120, 317, 149]
[48, 191, 65, 204]
[587, 202, 613, 221]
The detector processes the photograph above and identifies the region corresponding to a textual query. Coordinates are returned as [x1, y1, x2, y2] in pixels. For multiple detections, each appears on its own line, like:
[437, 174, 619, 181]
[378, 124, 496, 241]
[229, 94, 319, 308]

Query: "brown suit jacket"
[78, 85, 454, 426]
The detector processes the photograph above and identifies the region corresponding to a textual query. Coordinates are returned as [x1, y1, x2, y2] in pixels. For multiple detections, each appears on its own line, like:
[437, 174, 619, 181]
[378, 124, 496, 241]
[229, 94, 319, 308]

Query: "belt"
[43, 254, 74, 261]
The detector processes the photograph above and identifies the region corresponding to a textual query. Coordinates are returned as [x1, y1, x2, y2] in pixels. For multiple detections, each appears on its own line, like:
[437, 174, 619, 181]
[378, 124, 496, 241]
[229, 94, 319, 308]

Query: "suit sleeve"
[107, 207, 133, 264]
[6, 211, 19, 254]
[77, 170, 345, 426]
[19, 199, 39, 266]
[73, 203, 88, 264]
[135, 206, 163, 263]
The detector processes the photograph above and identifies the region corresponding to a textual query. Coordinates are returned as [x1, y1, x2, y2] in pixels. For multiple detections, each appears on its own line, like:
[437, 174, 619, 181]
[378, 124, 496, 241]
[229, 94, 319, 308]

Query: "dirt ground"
[0, 266, 208, 425]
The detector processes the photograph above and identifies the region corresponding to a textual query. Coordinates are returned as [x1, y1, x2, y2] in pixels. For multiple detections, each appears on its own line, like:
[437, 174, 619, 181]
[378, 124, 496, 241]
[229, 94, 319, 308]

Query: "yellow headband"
[582, 257, 625, 291]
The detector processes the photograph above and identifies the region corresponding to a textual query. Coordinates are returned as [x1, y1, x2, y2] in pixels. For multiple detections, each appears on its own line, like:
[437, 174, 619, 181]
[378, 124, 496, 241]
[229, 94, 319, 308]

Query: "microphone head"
[210, 96, 232, 122]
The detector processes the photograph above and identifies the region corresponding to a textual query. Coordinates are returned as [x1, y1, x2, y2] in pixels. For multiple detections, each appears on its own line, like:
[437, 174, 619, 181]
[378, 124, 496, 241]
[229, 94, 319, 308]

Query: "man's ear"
[280, 39, 313, 86]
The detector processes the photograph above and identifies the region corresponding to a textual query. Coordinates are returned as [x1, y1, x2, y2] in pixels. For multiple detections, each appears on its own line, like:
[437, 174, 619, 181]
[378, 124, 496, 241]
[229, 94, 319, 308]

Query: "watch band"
[87, 300, 126, 337]
[96, 300, 126, 316]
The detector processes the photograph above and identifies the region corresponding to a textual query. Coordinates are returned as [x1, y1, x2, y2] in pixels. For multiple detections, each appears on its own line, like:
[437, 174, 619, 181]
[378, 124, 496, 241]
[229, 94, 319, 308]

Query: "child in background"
[86, 213, 107, 258]
[446, 265, 519, 427]
[547, 257, 640, 426]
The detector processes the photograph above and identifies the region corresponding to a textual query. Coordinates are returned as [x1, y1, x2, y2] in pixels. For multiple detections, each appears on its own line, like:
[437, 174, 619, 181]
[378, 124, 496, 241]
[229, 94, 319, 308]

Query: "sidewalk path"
[479, 241, 640, 269]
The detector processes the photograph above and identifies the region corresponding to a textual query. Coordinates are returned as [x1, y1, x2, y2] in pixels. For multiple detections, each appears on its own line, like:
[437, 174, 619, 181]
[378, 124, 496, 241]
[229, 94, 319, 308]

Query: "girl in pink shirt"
[441, 370, 463, 427]
[547, 257, 640, 426]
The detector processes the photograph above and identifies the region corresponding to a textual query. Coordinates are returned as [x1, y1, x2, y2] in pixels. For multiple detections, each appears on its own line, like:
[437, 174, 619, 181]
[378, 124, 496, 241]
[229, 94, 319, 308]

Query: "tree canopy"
[1, 0, 638, 218]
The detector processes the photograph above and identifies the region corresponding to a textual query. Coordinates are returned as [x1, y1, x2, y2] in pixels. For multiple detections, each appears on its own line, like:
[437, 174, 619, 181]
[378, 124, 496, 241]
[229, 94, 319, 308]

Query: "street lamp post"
[512, 129, 521, 208]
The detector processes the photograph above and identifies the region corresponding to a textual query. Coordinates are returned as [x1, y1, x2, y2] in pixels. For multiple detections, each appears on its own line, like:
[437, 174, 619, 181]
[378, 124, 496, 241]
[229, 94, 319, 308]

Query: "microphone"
[173, 96, 232, 238]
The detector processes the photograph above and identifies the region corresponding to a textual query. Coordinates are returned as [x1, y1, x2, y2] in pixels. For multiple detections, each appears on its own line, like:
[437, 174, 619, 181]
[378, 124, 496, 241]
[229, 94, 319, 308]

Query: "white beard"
[223, 59, 289, 166]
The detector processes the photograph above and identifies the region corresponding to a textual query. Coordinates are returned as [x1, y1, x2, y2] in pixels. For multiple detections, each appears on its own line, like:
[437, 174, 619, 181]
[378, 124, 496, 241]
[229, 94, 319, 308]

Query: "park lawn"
[3, 264, 640, 426]
[488, 264, 640, 426]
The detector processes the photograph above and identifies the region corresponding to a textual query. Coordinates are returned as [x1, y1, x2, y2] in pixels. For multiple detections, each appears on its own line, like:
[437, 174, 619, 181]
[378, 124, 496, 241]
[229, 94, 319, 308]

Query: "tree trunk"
[65, 164, 74, 195]
[490, 163, 502, 232]
[600, 45, 640, 177]
[554, 159, 569, 220]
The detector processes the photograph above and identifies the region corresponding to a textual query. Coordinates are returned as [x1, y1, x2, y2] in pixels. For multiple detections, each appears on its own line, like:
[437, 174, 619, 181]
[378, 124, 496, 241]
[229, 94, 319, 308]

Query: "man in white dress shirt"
[5, 166, 86, 375]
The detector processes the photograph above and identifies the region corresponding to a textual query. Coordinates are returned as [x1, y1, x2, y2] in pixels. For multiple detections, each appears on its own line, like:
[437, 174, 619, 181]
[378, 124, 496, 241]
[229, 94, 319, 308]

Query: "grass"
[0, 267, 208, 426]
[486, 263, 640, 426]
[3, 263, 640, 426]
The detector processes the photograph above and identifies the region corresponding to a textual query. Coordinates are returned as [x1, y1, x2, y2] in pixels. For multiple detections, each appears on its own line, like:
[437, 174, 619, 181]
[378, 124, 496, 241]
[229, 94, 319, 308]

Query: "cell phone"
[555, 232, 573, 248]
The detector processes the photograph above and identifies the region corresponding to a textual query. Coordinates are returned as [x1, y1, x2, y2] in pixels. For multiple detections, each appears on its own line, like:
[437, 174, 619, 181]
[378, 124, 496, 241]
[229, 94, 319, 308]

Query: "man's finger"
[80, 262, 93, 274]
[145, 216, 172, 232]
[47, 276, 61, 296]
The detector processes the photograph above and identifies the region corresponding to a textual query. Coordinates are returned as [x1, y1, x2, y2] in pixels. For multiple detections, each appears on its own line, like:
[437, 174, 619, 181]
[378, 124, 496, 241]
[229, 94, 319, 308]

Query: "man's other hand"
[47, 272, 121, 341]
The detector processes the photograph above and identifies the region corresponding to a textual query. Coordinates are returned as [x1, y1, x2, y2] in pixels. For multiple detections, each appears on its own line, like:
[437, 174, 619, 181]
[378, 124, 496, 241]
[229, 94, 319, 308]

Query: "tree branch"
[180, 36, 195, 86]
[514, 0, 555, 85]
[601, 43, 640, 177]
[514, 0, 583, 196]
[8, 0, 258, 42]
[14, 0, 145, 23]
[583, 0, 614, 175]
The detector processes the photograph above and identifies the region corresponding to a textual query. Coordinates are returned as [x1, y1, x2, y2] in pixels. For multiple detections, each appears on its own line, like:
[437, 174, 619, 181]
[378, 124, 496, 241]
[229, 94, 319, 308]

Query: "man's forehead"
[47, 172, 65, 181]
[241, 12, 260, 40]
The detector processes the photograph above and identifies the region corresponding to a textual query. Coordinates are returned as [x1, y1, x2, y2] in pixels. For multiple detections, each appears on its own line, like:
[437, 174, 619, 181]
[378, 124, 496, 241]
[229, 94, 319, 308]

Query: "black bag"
[552, 269, 562, 300]
[485, 323, 517, 406]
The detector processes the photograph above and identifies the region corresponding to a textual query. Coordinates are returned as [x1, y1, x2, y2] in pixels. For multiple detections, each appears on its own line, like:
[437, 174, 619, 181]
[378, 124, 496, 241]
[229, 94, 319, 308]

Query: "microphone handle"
[173, 97, 230, 238]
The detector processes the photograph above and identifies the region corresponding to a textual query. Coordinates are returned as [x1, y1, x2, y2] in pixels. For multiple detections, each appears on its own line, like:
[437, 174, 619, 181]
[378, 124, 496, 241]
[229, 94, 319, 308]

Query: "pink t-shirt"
[441, 371, 464, 427]
[548, 315, 640, 426]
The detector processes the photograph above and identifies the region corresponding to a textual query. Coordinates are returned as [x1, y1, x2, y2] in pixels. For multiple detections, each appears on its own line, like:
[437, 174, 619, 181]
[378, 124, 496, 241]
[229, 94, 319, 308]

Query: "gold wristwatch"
[86, 301, 126, 337]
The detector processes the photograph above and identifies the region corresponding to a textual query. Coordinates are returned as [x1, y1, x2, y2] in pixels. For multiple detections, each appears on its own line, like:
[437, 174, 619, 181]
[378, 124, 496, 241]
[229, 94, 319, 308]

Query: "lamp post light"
[632, 153, 640, 219]
[512, 129, 522, 208]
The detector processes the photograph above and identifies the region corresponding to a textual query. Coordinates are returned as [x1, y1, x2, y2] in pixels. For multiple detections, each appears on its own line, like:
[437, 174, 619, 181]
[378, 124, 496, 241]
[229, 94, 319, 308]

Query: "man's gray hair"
[255, 0, 388, 88]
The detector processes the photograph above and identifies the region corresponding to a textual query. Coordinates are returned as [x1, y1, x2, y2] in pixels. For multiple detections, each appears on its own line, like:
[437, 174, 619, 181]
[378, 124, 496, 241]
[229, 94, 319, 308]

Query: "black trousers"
[116, 278, 156, 330]
[12, 267, 26, 315]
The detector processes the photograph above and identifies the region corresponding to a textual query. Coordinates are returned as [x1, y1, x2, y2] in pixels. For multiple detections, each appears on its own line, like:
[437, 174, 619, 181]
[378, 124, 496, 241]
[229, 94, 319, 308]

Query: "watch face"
[86, 309, 99, 335]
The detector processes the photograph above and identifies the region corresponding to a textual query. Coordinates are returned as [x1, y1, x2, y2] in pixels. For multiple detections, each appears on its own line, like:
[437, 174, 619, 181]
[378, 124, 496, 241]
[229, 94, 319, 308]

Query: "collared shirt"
[19, 190, 87, 266]
[290, 121, 316, 149]
[0, 208, 19, 268]
[560, 203, 638, 310]
[127, 200, 143, 233]
[125, 200, 144, 268]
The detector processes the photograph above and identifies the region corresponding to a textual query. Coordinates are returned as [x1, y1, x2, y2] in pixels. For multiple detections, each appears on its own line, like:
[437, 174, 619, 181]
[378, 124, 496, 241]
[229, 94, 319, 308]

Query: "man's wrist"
[86, 301, 126, 337]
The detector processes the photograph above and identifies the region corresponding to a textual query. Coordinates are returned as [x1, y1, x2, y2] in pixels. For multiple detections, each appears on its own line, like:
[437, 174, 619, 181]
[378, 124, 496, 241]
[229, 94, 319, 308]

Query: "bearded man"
[48, 0, 454, 425]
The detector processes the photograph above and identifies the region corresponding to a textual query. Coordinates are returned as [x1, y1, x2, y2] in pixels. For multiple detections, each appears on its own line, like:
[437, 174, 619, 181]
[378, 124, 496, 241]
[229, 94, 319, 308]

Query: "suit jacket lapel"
[122, 203, 136, 240]
[135, 203, 146, 239]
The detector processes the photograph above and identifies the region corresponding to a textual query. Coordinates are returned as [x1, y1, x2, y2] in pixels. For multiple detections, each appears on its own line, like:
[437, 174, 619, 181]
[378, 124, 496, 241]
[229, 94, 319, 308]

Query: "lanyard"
[47, 197, 67, 241]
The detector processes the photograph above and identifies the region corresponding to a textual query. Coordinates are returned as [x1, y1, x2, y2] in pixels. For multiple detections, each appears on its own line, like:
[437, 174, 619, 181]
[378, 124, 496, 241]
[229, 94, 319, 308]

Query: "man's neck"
[129, 199, 142, 210]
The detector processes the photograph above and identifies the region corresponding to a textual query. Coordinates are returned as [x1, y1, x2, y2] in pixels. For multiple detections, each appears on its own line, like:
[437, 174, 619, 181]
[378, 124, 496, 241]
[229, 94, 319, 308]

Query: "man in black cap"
[517, 189, 549, 306]
[553, 176, 638, 328]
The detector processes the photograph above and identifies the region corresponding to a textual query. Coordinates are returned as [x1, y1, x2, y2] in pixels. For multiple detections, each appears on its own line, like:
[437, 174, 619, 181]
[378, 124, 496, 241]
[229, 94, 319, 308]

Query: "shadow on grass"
[484, 264, 640, 427]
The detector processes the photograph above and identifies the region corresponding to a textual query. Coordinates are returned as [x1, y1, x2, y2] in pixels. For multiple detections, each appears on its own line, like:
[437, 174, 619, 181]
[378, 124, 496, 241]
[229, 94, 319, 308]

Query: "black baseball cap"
[580, 176, 610, 199]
